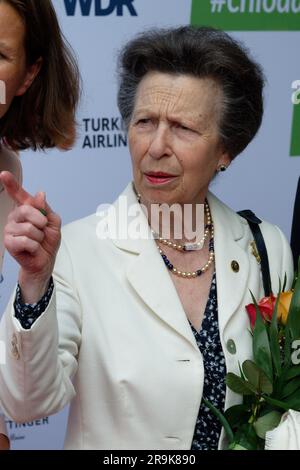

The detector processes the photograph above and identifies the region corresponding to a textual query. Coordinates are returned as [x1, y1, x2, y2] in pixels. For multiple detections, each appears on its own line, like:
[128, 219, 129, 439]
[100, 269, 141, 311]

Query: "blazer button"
[226, 339, 236, 355]
[231, 260, 239, 272]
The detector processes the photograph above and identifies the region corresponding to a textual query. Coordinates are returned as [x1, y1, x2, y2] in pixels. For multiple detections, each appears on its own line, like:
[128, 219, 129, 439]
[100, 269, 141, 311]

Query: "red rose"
[246, 295, 276, 329]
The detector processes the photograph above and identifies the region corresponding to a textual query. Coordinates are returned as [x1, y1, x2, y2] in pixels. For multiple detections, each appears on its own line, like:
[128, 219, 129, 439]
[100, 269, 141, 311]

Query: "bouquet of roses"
[205, 263, 300, 450]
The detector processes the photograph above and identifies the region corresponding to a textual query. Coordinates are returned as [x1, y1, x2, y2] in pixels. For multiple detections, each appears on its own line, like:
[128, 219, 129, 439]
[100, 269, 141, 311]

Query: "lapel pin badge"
[250, 240, 261, 264]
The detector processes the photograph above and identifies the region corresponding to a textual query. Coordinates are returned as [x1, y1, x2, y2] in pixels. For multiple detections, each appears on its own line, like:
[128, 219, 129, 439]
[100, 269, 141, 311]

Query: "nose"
[148, 123, 172, 160]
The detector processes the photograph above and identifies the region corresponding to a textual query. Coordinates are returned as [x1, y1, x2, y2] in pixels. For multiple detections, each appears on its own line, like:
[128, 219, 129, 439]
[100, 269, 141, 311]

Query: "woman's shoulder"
[208, 191, 288, 242]
[208, 191, 292, 269]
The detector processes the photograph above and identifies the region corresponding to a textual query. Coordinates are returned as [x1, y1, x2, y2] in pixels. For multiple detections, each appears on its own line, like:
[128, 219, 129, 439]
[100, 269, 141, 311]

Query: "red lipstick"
[144, 171, 177, 185]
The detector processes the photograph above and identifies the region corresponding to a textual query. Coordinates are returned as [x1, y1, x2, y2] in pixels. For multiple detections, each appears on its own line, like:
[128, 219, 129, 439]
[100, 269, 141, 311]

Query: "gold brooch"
[250, 240, 261, 264]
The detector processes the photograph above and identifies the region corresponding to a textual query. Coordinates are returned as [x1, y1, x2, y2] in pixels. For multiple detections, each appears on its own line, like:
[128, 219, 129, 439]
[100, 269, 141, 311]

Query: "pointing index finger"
[0, 171, 35, 206]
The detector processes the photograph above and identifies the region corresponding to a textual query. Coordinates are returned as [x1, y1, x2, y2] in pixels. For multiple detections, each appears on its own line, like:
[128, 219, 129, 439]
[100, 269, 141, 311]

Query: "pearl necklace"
[152, 200, 212, 252]
[158, 226, 215, 279]
[132, 184, 215, 278]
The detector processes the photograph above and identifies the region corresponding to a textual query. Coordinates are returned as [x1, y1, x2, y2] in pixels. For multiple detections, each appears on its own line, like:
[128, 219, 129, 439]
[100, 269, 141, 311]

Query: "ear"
[219, 152, 231, 167]
[217, 147, 231, 169]
[15, 57, 43, 97]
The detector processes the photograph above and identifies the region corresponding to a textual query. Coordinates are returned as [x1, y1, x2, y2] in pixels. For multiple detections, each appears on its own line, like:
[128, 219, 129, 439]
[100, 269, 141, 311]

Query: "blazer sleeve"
[0, 237, 82, 422]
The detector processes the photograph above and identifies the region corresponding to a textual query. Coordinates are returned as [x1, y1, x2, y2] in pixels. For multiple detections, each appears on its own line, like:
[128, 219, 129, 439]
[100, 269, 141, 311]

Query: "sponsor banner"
[191, 0, 300, 31]
[63, 0, 138, 16]
[290, 104, 300, 156]
[81, 116, 127, 149]
[291, 82, 300, 156]
[5, 411, 68, 450]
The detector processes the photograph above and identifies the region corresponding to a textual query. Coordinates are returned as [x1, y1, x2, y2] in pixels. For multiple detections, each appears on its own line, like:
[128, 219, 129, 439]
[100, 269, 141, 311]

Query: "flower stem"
[203, 398, 234, 444]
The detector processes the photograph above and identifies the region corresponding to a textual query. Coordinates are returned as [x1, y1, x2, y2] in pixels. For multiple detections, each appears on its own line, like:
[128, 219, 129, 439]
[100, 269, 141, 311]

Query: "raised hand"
[0, 171, 61, 303]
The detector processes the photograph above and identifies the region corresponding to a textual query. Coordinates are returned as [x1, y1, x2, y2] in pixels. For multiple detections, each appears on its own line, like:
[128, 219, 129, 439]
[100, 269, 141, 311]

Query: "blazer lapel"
[126, 243, 198, 350]
[110, 183, 198, 351]
[110, 185, 252, 350]
[207, 192, 251, 337]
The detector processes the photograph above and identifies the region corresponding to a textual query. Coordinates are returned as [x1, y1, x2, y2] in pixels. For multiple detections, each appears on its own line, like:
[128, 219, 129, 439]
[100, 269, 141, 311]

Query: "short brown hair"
[0, 0, 80, 151]
[117, 26, 265, 160]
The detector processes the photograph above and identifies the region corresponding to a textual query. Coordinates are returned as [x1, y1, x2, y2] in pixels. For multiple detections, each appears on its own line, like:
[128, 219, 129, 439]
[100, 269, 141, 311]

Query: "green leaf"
[281, 377, 300, 399]
[225, 373, 256, 395]
[242, 360, 273, 395]
[228, 443, 248, 450]
[262, 395, 291, 411]
[242, 360, 260, 389]
[269, 287, 281, 378]
[284, 285, 300, 368]
[234, 423, 263, 450]
[202, 398, 234, 444]
[284, 326, 292, 368]
[282, 389, 300, 411]
[282, 365, 300, 381]
[286, 259, 300, 343]
[238, 361, 246, 381]
[282, 272, 287, 292]
[251, 291, 273, 382]
[260, 373, 273, 395]
[224, 404, 252, 429]
[274, 364, 300, 397]
[253, 411, 282, 439]
[291, 258, 300, 290]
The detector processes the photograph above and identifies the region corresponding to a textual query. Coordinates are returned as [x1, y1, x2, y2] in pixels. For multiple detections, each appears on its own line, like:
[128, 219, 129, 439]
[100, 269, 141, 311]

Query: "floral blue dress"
[190, 272, 227, 450]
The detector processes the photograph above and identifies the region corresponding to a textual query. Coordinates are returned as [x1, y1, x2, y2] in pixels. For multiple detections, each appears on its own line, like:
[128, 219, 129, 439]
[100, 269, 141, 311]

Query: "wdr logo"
[63, 0, 137, 16]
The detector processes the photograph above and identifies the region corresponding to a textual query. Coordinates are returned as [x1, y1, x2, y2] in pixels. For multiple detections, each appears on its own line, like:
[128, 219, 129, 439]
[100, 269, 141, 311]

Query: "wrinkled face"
[0, 1, 40, 119]
[128, 72, 230, 206]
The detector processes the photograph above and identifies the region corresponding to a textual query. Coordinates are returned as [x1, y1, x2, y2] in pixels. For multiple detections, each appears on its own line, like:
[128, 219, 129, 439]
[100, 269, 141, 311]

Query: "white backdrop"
[0, 0, 299, 449]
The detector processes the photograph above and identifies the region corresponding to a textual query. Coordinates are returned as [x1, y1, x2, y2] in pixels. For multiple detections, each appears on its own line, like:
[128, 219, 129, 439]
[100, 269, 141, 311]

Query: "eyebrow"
[133, 107, 205, 126]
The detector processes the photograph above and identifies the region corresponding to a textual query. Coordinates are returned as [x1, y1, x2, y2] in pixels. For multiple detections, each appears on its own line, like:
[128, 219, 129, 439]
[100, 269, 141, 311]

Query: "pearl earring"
[217, 164, 227, 173]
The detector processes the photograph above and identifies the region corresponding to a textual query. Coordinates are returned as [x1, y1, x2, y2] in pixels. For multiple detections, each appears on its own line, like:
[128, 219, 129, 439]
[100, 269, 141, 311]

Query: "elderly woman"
[0, 0, 79, 449]
[0, 27, 293, 450]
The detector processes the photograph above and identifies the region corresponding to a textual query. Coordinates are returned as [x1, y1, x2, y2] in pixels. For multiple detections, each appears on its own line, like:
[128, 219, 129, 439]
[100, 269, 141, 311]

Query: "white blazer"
[0, 183, 294, 450]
